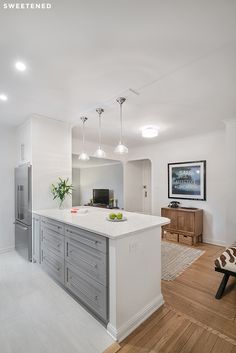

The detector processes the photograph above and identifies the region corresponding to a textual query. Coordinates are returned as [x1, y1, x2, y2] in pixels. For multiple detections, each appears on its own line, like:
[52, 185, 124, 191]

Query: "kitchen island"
[33, 207, 169, 341]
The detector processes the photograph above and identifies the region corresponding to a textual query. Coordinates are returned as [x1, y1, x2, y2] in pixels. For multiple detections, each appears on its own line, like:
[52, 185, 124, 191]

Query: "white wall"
[0, 126, 16, 252]
[124, 130, 226, 245]
[225, 119, 236, 246]
[78, 163, 124, 208]
[72, 168, 80, 206]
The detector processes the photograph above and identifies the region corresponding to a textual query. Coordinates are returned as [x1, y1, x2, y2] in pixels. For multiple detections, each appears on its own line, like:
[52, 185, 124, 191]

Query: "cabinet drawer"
[41, 217, 64, 235]
[65, 225, 107, 254]
[42, 227, 64, 257]
[65, 263, 108, 322]
[41, 248, 64, 284]
[65, 236, 107, 286]
[165, 231, 179, 242]
[179, 234, 193, 246]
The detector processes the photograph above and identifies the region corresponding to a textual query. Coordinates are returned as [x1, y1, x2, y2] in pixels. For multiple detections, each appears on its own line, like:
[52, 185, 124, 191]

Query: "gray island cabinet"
[33, 215, 109, 324]
[33, 207, 169, 342]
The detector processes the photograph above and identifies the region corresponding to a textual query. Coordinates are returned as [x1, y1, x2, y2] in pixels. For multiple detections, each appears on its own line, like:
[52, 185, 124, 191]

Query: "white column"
[107, 226, 164, 341]
[225, 119, 236, 246]
[31, 115, 72, 210]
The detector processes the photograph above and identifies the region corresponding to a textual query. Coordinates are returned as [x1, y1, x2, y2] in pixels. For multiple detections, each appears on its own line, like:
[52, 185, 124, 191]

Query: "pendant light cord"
[120, 102, 123, 144]
[116, 97, 126, 144]
[82, 121, 85, 148]
[80, 117, 88, 151]
[99, 113, 102, 148]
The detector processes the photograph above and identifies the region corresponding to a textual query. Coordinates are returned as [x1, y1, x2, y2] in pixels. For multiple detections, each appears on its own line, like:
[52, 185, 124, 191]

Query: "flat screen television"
[93, 189, 109, 205]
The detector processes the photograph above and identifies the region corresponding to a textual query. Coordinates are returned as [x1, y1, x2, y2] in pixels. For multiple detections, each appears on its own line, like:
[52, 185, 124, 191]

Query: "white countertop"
[33, 207, 170, 239]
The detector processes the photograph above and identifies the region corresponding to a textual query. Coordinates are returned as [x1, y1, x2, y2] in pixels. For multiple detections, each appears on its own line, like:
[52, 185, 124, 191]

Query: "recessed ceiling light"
[141, 126, 159, 138]
[0, 94, 8, 101]
[15, 61, 26, 71]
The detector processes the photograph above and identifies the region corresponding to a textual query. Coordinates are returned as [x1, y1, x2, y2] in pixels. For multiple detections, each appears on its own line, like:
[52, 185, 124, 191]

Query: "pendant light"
[114, 97, 128, 154]
[78, 117, 90, 161]
[94, 108, 106, 158]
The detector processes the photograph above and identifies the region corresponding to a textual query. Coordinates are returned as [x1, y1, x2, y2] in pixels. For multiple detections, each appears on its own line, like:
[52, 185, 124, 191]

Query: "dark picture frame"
[168, 160, 206, 201]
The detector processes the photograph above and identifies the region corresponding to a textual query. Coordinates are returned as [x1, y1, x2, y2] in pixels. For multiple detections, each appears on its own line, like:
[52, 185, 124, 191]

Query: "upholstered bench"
[215, 244, 236, 299]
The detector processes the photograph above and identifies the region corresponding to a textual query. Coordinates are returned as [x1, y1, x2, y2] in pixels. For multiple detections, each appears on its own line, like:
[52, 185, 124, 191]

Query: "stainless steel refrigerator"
[15, 164, 32, 261]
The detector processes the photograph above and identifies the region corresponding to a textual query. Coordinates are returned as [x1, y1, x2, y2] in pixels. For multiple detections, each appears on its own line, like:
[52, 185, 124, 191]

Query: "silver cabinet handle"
[43, 220, 62, 230]
[66, 229, 100, 246]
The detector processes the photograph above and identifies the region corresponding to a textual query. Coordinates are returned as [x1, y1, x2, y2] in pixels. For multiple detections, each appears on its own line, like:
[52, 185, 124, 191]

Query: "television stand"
[92, 203, 109, 208]
[84, 204, 120, 209]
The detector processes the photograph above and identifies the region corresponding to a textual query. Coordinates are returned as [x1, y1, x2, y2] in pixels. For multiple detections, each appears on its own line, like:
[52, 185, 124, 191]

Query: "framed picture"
[168, 160, 206, 201]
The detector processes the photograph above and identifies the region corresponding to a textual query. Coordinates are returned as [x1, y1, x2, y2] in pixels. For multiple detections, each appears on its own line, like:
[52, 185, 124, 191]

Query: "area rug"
[161, 241, 205, 281]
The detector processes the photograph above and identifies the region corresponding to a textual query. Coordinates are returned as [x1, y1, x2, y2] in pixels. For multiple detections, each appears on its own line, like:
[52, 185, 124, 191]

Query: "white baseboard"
[107, 294, 164, 342]
[0, 246, 15, 254]
[203, 238, 226, 247]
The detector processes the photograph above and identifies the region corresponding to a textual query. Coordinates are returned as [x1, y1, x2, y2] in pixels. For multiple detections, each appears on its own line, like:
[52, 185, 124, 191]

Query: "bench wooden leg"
[215, 273, 230, 299]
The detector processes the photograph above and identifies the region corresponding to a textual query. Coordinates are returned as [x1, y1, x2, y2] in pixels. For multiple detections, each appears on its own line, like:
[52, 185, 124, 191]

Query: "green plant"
[51, 178, 73, 207]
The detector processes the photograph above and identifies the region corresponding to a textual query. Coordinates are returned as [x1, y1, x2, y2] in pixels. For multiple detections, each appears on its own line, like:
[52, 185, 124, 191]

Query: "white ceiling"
[0, 0, 236, 147]
[72, 155, 121, 169]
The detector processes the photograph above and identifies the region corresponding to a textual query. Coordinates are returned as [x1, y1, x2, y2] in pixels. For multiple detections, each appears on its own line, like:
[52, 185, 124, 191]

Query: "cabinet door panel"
[65, 236, 107, 286]
[65, 263, 108, 323]
[41, 217, 64, 235]
[41, 227, 64, 257]
[177, 211, 195, 233]
[161, 209, 177, 229]
[41, 248, 64, 284]
[65, 225, 107, 254]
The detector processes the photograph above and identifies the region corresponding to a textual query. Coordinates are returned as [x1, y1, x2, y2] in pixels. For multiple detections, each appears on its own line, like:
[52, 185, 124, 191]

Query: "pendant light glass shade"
[78, 116, 90, 161]
[94, 147, 106, 158]
[114, 97, 128, 154]
[78, 152, 90, 161]
[94, 108, 106, 158]
[114, 142, 128, 154]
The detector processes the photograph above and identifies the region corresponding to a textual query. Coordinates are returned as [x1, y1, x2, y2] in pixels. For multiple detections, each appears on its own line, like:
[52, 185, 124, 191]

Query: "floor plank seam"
[164, 287, 236, 322]
[167, 304, 236, 346]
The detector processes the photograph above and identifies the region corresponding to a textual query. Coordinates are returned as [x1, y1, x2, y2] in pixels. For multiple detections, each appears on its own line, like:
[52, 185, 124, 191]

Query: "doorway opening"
[125, 159, 152, 214]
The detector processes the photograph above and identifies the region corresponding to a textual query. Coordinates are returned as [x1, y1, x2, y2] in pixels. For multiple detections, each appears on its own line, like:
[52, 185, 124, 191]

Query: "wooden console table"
[161, 207, 203, 246]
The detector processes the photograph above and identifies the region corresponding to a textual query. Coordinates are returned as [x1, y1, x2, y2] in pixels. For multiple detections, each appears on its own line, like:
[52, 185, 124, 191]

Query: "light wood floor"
[110, 243, 236, 353]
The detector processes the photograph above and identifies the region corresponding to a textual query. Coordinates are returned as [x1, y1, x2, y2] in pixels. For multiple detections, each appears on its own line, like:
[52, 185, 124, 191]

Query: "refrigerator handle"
[17, 185, 20, 219]
[28, 165, 32, 214]
[14, 222, 28, 231]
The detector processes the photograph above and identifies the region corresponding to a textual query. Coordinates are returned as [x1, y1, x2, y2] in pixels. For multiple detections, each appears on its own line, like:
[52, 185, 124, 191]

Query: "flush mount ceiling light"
[15, 61, 26, 72]
[0, 94, 8, 101]
[141, 126, 159, 138]
[114, 97, 128, 154]
[78, 117, 90, 161]
[94, 108, 106, 158]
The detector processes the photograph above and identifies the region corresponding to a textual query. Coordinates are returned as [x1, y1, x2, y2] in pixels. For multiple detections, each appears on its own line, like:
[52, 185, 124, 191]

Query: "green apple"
[109, 213, 117, 220]
[117, 213, 123, 220]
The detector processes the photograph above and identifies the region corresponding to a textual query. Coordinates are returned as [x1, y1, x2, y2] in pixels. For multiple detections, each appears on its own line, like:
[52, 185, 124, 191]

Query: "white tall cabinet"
[16, 115, 72, 259]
